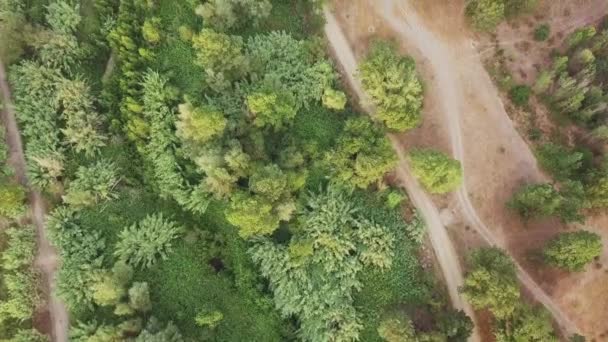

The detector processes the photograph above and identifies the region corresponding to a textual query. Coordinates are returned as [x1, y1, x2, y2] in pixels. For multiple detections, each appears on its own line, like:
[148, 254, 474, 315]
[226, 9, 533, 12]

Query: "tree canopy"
[359, 41, 423, 131]
[408, 149, 463, 194]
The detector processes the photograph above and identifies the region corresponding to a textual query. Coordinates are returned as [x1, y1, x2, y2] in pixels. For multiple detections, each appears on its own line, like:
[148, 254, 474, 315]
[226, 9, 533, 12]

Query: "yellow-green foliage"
[359, 41, 423, 131]
[408, 149, 462, 194]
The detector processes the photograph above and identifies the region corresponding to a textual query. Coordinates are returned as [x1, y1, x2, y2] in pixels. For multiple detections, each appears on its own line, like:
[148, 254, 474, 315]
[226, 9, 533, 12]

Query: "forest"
[0, 0, 474, 341]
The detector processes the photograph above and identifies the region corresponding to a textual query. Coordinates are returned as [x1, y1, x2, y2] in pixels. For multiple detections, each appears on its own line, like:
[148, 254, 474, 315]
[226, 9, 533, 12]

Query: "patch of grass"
[79, 191, 289, 340]
[139, 238, 287, 341]
[292, 104, 344, 153]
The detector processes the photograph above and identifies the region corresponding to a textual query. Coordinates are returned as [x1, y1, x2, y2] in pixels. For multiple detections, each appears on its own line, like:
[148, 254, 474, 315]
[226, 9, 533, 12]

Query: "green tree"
[494, 304, 556, 342]
[377, 316, 416, 342]
[196, 0, 272, 31]
[408, 149, 462, 194]
[543, 230, 602, 271]
[508, 183, 562, 219]
[249, 184, 394, 342]
[191, 28, 248, 82]
[322, 88, 347, 110]
[461, 247, 520, 319]
[535, 143, 584, 180]
[142, 17, 161, 44]
[176, 102, 226, 146]
[62, 160, 120, 208]
[466, 0, 505, 31]
[225, 192, 281, 238]
[359, 41, 423, 131]
[55, 78, 106, 156]
[115, 214, 183, 269]
[326, 117, 397, 188]
[89, 262, 133, 307]
[438, 310, 474, 342]
[246, 31, 336, 108]
[246, 89, 297, 130]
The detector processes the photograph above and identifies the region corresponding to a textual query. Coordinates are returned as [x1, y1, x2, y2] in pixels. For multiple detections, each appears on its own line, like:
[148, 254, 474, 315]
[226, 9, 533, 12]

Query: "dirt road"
[373, 0, 579, 336]
[0, 60, 69, 342]
[323, 7, 481, 342]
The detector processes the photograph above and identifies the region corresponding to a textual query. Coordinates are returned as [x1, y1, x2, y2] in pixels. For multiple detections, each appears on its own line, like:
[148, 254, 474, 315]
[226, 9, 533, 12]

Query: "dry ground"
[331, 0, 608, 339]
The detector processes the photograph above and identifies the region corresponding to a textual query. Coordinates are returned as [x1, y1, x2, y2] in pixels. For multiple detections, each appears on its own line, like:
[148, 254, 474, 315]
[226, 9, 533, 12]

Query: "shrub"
[509, 85, 531, 106]
[115, 213, 183, 269]
[534, 24, 550, 41]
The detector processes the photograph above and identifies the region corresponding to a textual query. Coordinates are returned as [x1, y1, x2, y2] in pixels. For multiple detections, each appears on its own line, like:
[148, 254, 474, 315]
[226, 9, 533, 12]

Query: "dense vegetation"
[0, 0, 469, 341]
[0, 105, 44, 339]
[461, 248, 557, 341]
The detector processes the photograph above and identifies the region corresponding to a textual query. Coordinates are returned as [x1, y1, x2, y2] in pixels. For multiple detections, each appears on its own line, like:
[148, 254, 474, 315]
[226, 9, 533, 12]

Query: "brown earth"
[330, 0, 608, 339]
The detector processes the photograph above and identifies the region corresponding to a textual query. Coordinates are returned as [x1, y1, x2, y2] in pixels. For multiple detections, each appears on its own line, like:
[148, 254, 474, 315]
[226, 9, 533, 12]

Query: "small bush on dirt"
[407, 149, 462, 194]
[509, 85, 531, 106]
[533, 24, 550, 41]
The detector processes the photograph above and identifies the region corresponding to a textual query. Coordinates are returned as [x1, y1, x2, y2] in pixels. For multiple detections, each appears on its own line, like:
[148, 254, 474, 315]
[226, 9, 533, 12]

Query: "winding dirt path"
[0, 60, 69, 342]
[372, 0, 579, 336]
[323, 7, 481, 342]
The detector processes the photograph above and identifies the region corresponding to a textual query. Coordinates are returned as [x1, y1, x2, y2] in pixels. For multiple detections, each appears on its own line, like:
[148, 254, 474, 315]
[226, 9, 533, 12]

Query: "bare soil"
[330, 0, 608, 338]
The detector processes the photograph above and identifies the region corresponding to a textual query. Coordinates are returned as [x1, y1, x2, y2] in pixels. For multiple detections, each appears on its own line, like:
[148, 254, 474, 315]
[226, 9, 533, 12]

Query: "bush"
[543, 230, 602, 271]
[534, 24, 550, 41]
[0, 182, 26, 219]
[509, 85, 531, 106]
[407, 149, 462, 194]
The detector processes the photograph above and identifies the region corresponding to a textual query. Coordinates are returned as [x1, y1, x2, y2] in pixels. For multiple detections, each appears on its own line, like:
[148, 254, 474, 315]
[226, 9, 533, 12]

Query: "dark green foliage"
[535, 143, 585, 180]
[543, 230, 602, 271]
[509, 84, 531, 106]
[359, 41, 423, 131]
[534, 24, 550, 41]
[508, 183, 562, 219]
[494, 304, 556, 342]
[508, 182, 585, 223]
[438, 310, 474, 342]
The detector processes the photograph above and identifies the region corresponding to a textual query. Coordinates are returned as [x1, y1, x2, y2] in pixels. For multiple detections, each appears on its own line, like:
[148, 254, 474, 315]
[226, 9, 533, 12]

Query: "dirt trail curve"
[323, 7, 481, 342]
[0, 60, 69, 342]
[373, 0, 580, 336]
